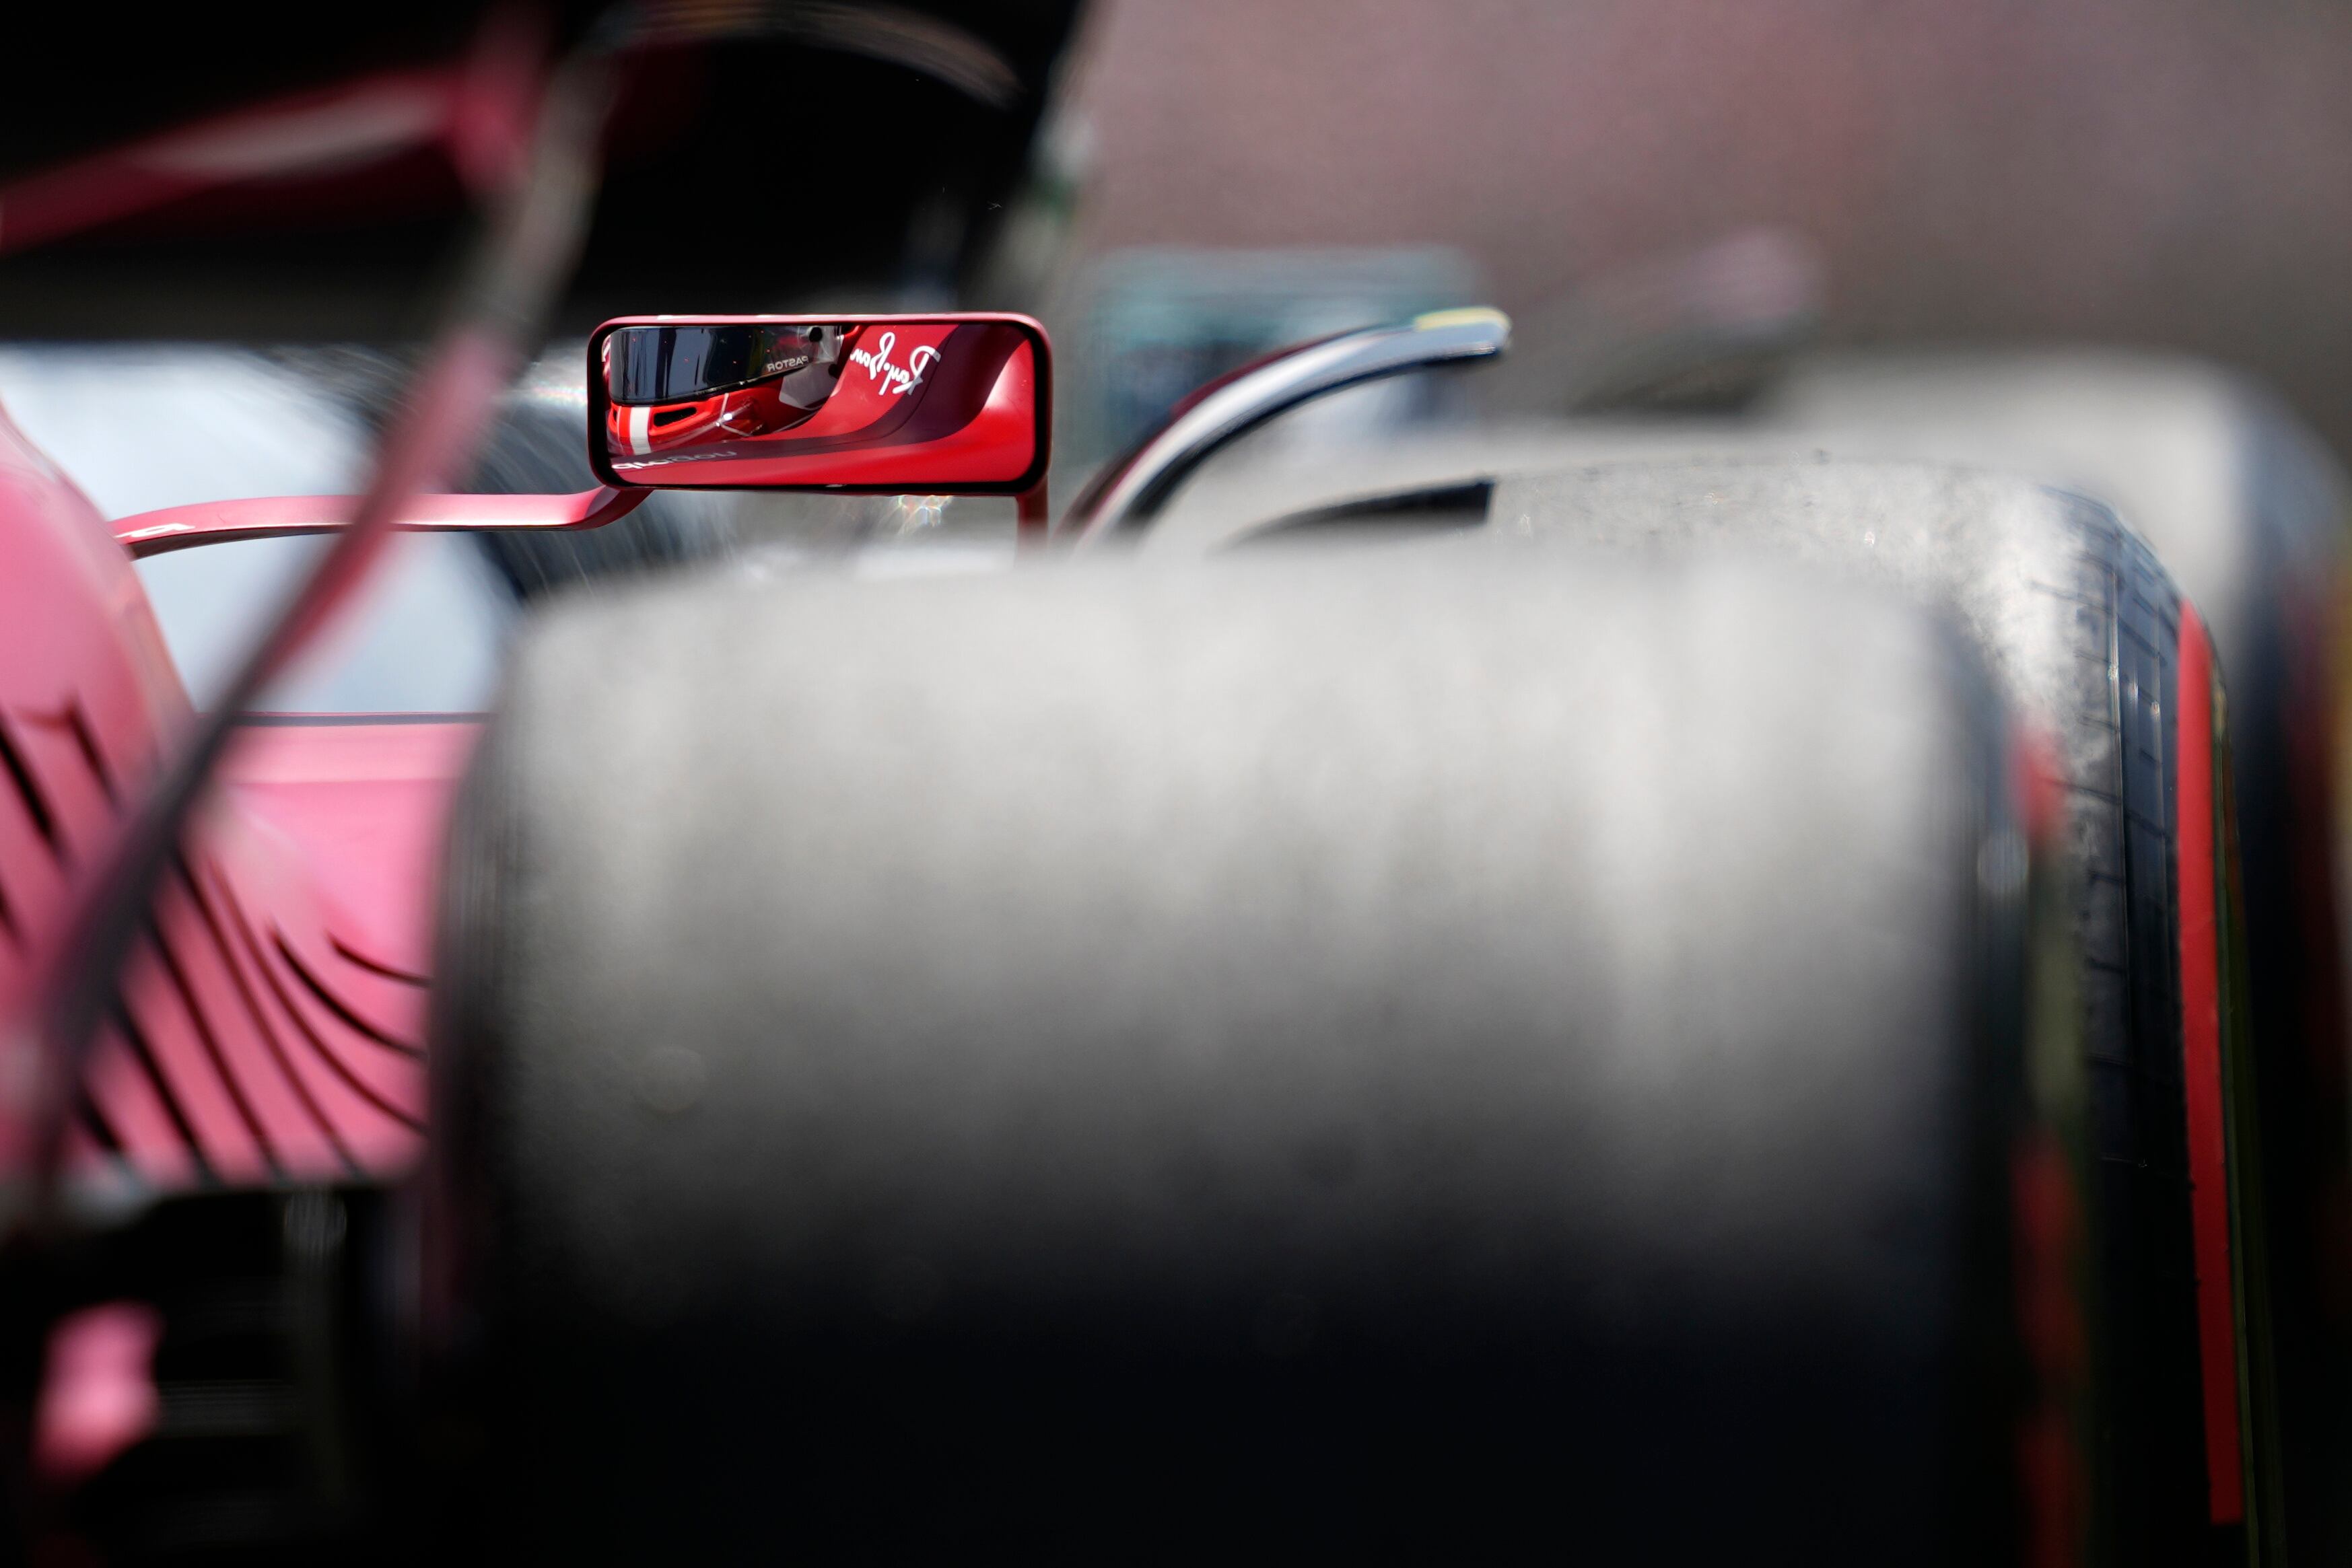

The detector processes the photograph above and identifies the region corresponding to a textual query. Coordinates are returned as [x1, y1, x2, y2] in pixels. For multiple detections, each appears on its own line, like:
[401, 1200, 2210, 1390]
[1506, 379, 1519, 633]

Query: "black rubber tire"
[1477, 455, 2269, 1566]
[428, 551, 2042, 1561]
[1767, 355, 2352, 1567]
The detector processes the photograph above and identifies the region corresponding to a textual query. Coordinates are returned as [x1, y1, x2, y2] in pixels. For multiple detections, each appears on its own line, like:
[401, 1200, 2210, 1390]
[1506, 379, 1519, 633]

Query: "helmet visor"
[607, 324, 825, 405]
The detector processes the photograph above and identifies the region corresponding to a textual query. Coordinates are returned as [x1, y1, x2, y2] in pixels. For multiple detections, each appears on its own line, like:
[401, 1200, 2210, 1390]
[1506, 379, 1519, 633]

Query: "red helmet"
[603, 322, 853, 456]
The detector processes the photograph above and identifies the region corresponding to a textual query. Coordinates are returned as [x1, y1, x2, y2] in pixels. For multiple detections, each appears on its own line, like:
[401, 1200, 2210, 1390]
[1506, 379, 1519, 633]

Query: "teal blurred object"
[1070, 246, 1482, 464]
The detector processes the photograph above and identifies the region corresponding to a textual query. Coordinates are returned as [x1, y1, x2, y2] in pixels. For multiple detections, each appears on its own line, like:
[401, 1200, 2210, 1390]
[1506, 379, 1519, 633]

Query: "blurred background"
[7, 0, 2352, 699]
[1072, 0, 2352, 444]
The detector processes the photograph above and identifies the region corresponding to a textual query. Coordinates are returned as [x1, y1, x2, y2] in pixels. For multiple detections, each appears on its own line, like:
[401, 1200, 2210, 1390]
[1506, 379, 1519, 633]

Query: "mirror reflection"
[594, 317, 1045, 492]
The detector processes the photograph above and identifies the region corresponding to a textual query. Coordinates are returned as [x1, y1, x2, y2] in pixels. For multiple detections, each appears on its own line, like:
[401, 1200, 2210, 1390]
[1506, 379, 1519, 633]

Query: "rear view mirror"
[587, 314, 1049, 494]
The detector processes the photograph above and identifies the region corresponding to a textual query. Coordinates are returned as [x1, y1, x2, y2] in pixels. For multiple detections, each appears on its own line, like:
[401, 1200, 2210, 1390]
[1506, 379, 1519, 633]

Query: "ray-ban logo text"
[850, 331, 940, 397]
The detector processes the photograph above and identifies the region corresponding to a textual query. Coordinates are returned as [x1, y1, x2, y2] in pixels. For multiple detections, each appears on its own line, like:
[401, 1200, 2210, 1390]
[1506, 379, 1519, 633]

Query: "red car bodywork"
[0, 27, 1074, 1553]
[0, 400, 466, 1188]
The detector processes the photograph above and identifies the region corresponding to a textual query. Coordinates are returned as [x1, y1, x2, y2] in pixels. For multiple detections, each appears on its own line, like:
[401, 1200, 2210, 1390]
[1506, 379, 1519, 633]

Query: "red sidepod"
[0, 402, 474, 1190]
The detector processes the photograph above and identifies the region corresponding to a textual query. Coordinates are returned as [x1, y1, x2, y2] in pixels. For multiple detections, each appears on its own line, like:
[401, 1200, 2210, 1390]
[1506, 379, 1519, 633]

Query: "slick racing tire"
[1768, 353, 2352, 1565]
[1470, 455, 2270, 1566]
[429, 551, 2057, 1563]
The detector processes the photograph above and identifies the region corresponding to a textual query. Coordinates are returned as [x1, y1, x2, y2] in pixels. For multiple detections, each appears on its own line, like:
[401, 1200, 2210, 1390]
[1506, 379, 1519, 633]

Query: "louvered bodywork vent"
[0, 703, 429, 1189]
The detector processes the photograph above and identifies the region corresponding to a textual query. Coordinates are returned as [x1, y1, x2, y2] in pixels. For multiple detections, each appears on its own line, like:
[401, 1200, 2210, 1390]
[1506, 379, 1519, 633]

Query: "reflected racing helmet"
[604, 323, 854, 454]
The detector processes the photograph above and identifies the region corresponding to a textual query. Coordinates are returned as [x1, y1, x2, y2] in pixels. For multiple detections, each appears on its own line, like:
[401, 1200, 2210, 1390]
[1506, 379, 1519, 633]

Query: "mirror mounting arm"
[1018, 482, 1050, 544]
[1061, 308, 1511, 546]
[112, 486, 650, 559]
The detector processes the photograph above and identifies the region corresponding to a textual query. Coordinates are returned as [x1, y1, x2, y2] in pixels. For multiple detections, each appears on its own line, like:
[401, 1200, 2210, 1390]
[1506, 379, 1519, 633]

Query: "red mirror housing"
[586, 314, 1050, 494]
